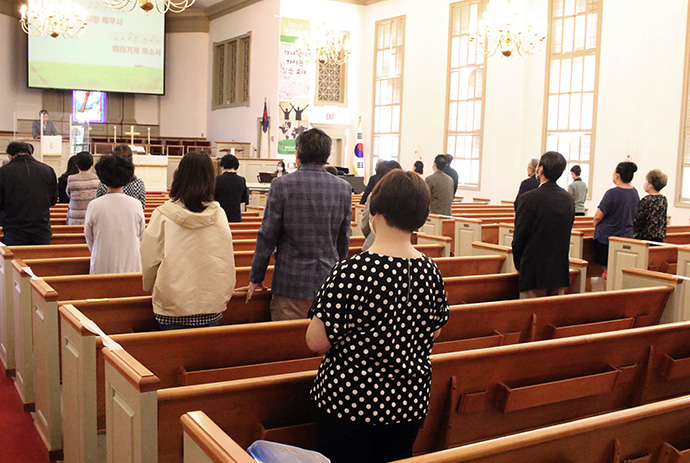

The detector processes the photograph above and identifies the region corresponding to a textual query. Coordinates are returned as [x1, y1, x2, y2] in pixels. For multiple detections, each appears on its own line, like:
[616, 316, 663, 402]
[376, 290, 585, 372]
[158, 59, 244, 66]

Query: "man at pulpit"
[32, 110, 60, 139]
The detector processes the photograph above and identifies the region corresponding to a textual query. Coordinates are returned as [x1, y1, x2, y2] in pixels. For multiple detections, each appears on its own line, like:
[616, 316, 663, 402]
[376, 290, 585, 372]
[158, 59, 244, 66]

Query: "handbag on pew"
[247, 440, 330, 463]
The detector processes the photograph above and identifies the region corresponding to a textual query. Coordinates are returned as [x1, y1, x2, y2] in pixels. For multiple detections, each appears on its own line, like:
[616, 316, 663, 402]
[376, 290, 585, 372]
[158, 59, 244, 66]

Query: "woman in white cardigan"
[141, 152, 236, 331]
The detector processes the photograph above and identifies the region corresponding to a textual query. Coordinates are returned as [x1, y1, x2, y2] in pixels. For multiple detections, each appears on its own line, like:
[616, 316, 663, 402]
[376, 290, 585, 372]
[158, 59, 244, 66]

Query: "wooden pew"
[102, 321, 690, 463]
[60, 285, 670, 463]
[0, 244, 90, 378]
[29, 273, 151, 460]
[608, 237, 681, 290]
[620, 267, 690, 324]
[183, 394, 690, 463]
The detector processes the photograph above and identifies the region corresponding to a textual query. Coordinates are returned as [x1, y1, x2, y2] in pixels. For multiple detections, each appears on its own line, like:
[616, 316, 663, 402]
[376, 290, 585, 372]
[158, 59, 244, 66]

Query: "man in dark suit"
[32, 110, 60, 139]
[513, 158, 539, 210]
[443, 154, 459, 195]
[512, 151, 574, 298]
[215, 154, 249, 222]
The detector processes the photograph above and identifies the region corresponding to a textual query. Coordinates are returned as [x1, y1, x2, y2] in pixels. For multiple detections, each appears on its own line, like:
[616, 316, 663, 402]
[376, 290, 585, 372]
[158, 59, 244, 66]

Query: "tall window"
[446, 0, 487, 189]
[212, 33, 251, 109]
[372, 16, 405, 166]
[543, 0, 602, 193]
[677, 5, 690, 205]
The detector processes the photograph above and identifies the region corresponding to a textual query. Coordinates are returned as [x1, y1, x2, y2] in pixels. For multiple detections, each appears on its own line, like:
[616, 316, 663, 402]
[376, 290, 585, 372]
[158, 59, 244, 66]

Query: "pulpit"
[133, 155, 168, 192]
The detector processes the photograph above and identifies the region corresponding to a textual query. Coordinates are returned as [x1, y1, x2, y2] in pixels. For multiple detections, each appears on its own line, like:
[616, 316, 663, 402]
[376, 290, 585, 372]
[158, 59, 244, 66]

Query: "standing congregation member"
[593, 161, 639, 274]
[413, 160, 424, 175]
[247, 128, 352, 321]
[514, 158, 540, 211]
[141, 152, 236, 331]
[443, 154, 459, 196]
[361, 160, 402, 251]
[58, 155, 78, 203]
[32, 109, 59, 139]
[425, 154, 454, 215]
[307, 170, 449, 463]
[512, 152, 575, 298]
[633, 169, 668, 242]
[66, 151, 99, 225]
[568, 164, 588, 216]
[0, 142, 57, 245]
[85, 155, 145, 274]
[215, 154, 249, 223]
[96, 144, 146, 210]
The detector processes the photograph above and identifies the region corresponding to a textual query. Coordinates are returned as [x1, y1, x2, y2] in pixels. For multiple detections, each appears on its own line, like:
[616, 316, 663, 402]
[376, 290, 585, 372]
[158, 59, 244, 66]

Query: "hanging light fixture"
[298, 28, 351, 66]
[101, 0, 195, 14]
[20, 0, 88, 39]
[472, 0, 546, 57]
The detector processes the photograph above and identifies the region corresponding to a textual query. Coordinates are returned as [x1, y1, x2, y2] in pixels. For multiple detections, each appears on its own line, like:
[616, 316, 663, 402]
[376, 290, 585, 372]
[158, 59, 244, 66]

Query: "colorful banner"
[278, 18, 311, 156]
[354, 118, 365, 177]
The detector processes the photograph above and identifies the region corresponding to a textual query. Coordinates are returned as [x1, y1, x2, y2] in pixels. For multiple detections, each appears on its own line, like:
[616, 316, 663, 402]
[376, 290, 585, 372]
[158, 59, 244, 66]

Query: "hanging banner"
[278, 18, 311, 156]
[354, 117, 365, 177]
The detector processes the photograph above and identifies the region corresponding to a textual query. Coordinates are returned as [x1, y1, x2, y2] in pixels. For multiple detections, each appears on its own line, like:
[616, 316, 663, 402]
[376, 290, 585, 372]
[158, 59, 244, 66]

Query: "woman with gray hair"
[633, 169, 668, 242]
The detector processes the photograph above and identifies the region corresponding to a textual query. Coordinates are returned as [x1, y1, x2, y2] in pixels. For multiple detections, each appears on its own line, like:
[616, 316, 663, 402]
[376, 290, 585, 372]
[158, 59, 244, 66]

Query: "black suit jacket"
[512, 181, 575, 292]
[514, 175, 540, 211]
[215, 172, 249, 222]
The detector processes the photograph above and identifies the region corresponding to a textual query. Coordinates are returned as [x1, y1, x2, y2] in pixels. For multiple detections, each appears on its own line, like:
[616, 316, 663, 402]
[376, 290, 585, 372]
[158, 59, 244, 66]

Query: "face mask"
[277, 167, 284, 172]
[369, 215, 377, 234]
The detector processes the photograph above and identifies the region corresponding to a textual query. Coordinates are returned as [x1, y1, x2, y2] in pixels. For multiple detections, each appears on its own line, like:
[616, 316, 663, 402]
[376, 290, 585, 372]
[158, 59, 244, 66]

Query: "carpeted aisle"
[0, 364, 50, 463]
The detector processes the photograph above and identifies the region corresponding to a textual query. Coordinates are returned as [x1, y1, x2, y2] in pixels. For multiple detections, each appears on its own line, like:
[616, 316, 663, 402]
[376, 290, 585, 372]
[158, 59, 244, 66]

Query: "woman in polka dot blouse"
[306, 170, 450, 463]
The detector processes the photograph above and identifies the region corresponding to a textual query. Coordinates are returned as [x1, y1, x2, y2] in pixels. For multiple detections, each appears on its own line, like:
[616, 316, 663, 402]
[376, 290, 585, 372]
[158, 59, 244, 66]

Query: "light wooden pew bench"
[608, 237, 680, 290]
[58, 284, 671, 463]
[29, 273, 151, 460]
[620, 267, 690, 323]
[102, 321, 690, 463]
[0, 244, 90, 378]
[183, 394, 690, 463]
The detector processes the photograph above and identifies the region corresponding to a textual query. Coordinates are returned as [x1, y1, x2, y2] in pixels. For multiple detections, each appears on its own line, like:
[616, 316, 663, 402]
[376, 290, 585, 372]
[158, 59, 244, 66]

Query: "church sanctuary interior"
[4, 0, 690, 462]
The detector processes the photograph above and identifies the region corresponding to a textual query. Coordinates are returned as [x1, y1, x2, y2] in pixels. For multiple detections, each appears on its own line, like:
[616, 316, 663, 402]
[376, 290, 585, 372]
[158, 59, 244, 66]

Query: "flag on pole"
[354, 117, 365, 177]
[262, 98, 269, 133]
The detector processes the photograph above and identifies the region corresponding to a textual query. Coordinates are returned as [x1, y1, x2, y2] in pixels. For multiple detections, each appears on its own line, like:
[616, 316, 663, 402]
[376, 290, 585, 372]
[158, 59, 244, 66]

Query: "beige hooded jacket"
[141, 200, 236, 317]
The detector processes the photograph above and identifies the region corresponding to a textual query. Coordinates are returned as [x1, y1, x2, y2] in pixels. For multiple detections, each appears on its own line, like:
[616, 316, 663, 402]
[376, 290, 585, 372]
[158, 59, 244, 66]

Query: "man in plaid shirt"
[247, 128, 352, 320]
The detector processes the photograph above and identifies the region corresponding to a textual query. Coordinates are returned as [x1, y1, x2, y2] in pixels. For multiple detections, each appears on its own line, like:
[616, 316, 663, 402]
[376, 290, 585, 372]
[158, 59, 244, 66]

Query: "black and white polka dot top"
[309, 251, 449, 425]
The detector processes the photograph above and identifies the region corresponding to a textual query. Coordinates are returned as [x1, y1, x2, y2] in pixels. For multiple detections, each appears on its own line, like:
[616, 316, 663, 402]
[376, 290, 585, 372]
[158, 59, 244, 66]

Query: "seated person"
[84, 155, 145, 274]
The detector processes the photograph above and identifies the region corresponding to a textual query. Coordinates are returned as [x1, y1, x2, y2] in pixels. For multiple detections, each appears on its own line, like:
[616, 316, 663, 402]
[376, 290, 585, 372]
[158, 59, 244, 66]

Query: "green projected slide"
[28, 0, 165, 95]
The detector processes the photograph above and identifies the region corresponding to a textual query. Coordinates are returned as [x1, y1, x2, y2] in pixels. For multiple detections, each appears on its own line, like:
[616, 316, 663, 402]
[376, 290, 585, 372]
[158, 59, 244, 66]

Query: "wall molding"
[205, 0, 262, 21]
[0, 0, 21, 18]
[166, 9, 209, 33]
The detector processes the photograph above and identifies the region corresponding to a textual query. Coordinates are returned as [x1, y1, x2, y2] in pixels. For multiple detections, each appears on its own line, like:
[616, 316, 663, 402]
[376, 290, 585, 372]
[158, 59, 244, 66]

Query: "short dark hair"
[75, 151, 94, 171]
[538, 151, 567, 181]
[370, 170, 430, 232]
[375, 160, 402, 179]
[296, 128, 331, 165]
[220, 154, 239, 170]
[95, 154, 135, 188]
[171, 152, 215, 213]
[111, 144, 133, 162]
[570, 164, 581, 176]
[413, 160, 424, 175]
[616, 161, 638, 184]
[6, 142, 32, 156]
[434, 155, 448, 171]
[39, 110, 49, 116]
[444, 154, 454, 164]
[646, 169, 668, 192]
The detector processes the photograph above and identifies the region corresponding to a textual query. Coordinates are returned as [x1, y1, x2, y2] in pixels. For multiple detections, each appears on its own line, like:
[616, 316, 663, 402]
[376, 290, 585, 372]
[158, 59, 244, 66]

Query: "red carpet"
[0, 363, 50, 463]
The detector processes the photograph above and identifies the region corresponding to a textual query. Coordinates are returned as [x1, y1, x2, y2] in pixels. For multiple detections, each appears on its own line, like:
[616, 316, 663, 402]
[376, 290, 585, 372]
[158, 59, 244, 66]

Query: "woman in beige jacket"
[141, 152, 236, 330]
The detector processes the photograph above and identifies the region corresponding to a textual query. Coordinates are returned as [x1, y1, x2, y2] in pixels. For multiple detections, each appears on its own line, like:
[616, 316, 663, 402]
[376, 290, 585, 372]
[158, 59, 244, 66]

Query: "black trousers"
[2, 228, 50, 246]
[315, 409, 422, 463]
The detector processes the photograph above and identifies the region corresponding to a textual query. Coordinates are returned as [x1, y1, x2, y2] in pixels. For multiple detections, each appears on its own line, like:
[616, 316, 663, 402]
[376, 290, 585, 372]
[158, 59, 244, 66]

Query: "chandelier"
[298, 29, 350, 66]
[472, 0, 546, 57]
[20, 0, 88, 39]
[101, 0, 195, 14]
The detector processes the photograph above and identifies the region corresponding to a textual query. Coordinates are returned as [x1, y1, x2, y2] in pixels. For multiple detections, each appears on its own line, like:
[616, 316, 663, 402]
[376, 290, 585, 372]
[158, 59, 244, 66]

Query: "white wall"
[206, 0, 281, 155]
[0, 14, 45, 131]
[160, 32, 209, 138]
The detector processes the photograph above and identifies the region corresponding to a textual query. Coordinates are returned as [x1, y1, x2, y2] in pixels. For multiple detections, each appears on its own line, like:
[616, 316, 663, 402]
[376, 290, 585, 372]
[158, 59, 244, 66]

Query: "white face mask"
[277, 167, 284, 172]
[369, 215, 377, 234]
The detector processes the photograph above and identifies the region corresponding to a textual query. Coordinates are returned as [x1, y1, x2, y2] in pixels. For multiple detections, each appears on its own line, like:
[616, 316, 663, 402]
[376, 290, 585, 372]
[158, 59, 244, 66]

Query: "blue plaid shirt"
[249, 164, 352, 300]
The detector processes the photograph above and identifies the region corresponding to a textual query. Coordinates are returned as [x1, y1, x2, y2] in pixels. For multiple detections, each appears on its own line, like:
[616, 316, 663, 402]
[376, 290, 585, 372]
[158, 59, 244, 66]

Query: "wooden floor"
[0, 363, 51, 463]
